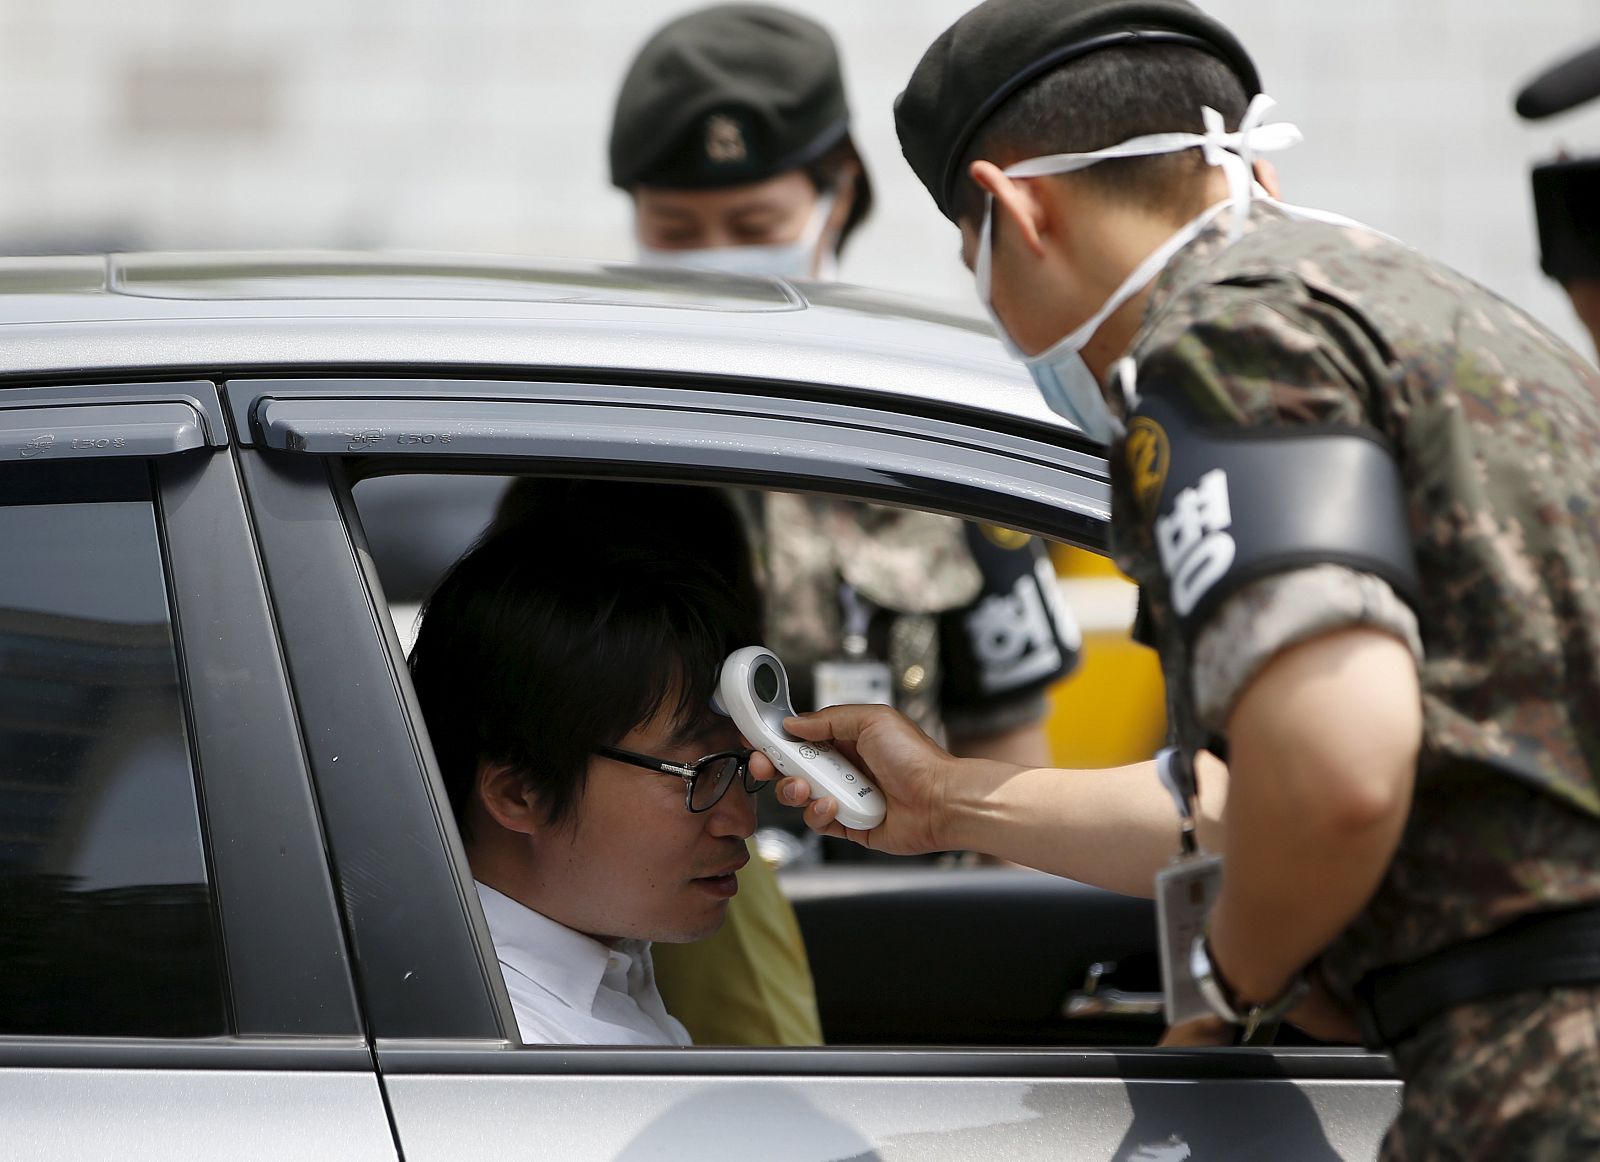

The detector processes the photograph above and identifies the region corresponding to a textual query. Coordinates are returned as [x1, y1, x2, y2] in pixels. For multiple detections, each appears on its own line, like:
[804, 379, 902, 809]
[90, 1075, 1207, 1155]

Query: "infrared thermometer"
[717, 646, 887, 831]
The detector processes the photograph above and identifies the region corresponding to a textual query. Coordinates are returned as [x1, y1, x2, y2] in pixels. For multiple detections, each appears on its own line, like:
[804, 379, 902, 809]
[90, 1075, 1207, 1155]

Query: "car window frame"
[156, 443, 363, 1041]
[229, 376, 1111, 552]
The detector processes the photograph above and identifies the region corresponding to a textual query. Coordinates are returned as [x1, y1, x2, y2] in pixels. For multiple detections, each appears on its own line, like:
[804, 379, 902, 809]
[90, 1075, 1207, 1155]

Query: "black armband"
[1127, 393, 1420, 644]
[938, 526, 1080, 712]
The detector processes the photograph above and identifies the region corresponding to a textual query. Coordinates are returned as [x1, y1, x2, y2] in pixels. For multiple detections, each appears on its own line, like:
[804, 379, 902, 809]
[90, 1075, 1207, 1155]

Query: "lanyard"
[1156, 745, 1201, 856]
[837, 581, 874, 659]
[1149, 589, 1205, 856]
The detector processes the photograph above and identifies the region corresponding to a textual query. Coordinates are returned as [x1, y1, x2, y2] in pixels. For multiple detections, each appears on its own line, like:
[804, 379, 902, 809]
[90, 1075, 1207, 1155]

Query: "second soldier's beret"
[610, 4, 850, 192]
[895, 0, 1260, 222]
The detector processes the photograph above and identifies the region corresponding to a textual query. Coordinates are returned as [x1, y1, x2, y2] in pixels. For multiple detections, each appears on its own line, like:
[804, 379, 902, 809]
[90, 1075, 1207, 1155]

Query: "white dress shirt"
[475, 881, 691, 1047]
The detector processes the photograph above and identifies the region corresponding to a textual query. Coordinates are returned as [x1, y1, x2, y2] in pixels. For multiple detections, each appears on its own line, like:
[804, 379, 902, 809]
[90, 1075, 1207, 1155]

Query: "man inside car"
[407, 485, 763, 1045]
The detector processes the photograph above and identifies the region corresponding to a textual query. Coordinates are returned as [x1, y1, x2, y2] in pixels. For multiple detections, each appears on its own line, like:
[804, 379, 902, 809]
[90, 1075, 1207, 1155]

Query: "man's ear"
[1253, 159, 1283, 201]
[476, 760, 543, 837]
[969, 160, 1049, 258]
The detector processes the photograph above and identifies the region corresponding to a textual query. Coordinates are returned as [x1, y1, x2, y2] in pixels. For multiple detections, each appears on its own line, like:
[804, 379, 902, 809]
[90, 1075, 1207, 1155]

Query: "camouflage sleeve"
[1191, 564, 1423, 733]
[1134, 282, 1377, 430]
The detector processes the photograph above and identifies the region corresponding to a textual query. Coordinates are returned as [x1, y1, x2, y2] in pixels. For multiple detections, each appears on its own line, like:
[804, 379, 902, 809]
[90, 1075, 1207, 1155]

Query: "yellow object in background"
[1043, 545, 1167, 769]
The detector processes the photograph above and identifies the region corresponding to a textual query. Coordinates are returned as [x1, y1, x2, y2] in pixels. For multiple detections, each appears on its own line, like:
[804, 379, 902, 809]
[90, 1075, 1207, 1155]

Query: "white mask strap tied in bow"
[1001, 94, 1299, 244]
[975, 95, 1304, 442]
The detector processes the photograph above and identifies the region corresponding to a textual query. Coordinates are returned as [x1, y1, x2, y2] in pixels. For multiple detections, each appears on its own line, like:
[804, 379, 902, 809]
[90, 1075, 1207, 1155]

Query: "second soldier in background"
[612, 2, 1079, 767]
[607, 3, 1081, 1046]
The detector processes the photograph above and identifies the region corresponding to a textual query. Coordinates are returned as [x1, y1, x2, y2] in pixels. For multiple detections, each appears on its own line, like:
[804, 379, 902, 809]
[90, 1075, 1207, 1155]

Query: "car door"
[0, 383, 396, 1162]
[228, 374, 1400, 1161]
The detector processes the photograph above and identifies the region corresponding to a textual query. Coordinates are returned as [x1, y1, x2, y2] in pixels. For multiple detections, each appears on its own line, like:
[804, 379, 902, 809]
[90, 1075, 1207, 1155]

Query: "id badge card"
[813, 659, 893, 709]
[1154, 852, 1223, 1026]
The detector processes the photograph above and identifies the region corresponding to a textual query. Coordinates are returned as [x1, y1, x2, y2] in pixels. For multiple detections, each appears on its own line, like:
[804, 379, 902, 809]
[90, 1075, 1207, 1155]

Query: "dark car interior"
[352, 471, 1168, 1050]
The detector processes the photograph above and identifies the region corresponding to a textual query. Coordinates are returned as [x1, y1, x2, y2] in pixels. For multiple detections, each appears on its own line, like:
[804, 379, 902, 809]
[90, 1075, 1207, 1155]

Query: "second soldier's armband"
[938, 527, 1081, 717]
[1126, 392, 1420, 644]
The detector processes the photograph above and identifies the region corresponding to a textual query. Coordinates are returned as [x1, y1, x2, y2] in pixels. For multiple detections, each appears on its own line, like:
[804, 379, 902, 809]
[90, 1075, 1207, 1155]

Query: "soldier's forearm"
[943, 750, 1229, 895]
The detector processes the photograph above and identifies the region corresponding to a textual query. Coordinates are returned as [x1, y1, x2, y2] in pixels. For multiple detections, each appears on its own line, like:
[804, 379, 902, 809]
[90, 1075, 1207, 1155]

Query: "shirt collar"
[475, 881, 650, 1017]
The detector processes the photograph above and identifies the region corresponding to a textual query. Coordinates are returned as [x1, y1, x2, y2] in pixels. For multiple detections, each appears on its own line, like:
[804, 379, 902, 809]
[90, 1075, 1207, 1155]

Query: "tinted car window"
[0, 463, 226, 1037]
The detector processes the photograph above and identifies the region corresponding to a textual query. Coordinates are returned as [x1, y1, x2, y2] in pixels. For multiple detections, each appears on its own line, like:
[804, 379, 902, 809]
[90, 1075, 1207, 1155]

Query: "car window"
[353, 471, 1170, 1050]
[0, 465, 226, 1038]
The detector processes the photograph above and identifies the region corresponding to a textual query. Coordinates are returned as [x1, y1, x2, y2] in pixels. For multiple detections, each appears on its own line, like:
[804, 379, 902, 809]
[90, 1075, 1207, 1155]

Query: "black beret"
[610, 4, 851, 191]
[896, 0, 1261, 221]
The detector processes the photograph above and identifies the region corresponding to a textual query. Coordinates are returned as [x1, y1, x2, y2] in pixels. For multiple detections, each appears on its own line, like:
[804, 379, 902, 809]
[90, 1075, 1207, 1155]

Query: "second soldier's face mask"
[637, 191, 838, 281]
[976, 95, 1302, 445]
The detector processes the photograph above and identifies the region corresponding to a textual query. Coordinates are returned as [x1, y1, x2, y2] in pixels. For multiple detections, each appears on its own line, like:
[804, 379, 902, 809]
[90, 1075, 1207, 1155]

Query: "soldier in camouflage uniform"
[611, 5, 1080, 762]
[1118, 189, 1600, 1161]
[758, 0, 1600, 1156]
[754, 492, 1076, 750]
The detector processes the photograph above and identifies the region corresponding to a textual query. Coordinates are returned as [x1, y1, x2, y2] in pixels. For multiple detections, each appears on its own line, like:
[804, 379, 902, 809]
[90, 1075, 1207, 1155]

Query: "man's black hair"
[409, 480, 760, 838]
[955, 43, 1248, 225]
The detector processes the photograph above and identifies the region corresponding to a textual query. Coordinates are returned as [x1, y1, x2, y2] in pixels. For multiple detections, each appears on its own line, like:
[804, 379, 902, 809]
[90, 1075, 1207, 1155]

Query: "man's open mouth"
[691, 850, 750, 896]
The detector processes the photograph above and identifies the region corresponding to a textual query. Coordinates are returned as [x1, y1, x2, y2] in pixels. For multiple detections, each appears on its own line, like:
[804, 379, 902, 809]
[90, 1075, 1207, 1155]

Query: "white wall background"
[1, 0, 1597, 349]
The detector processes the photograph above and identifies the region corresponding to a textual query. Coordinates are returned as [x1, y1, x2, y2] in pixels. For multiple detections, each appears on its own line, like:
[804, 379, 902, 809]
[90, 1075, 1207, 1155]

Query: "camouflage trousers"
[1380, 985, 1600, 1160]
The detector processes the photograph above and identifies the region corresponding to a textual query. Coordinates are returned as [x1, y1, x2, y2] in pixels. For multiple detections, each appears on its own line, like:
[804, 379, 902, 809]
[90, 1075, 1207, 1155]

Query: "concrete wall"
[2, 0, 1597, 349]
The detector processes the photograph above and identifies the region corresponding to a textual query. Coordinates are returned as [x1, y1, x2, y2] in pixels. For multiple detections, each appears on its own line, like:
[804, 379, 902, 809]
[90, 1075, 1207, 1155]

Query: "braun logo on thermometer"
[717, 646, 886, 831]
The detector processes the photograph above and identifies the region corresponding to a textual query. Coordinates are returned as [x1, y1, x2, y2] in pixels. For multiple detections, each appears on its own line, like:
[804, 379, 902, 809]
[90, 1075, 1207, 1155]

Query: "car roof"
[0, 252, 1073, 435]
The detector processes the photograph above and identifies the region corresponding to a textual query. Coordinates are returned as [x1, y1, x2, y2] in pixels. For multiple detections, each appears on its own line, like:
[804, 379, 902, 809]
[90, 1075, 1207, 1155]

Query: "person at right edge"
[1515, 38, 1600, 362]
[752, 0, 1600, 1156]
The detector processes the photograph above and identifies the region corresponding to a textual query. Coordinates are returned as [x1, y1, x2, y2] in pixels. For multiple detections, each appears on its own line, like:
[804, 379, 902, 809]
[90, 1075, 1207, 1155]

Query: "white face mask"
[637, 192, 838, 280]
[976, 95, 1303, 444]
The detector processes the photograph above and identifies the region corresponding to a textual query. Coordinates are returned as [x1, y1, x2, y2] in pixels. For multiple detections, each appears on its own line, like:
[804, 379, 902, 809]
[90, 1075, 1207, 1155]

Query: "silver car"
[0, 252, 1400, 1161]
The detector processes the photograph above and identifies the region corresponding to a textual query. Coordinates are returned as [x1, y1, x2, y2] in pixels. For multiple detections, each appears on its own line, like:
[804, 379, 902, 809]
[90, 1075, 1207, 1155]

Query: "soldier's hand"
[746, 703, 961, 856]
[1285, 966, 1363, 1044]
[1158, 1016, 1233, 1047]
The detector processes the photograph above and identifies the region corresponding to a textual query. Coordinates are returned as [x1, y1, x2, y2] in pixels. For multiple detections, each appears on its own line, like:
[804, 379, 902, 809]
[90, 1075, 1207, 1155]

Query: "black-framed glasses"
[592, 745, 763, 813]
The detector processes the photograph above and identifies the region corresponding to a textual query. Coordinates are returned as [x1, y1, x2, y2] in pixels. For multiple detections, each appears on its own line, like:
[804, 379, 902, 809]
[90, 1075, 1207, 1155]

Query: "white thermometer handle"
[718, 646, 886, 831]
